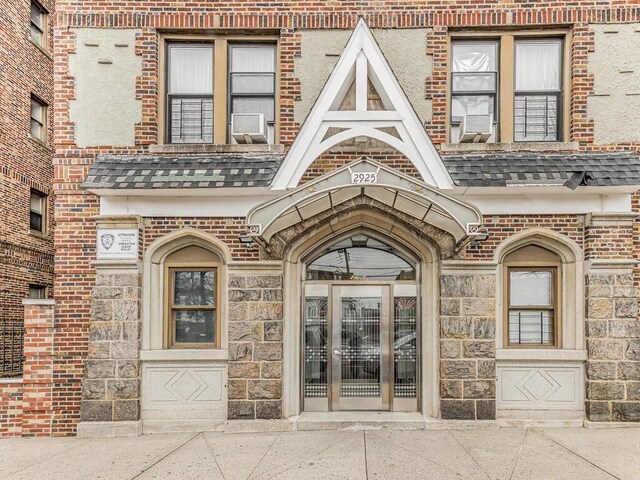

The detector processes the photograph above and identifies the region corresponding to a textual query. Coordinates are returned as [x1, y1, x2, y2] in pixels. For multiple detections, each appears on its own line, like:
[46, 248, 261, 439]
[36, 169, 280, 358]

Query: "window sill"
[148, 144, 285, 155]
[30, 229, 51, 241]
[28, 134, 52, 151]
[496, 349, 587, 362]
[30, 38, 53, 60]
[440, 141, 579, 153]
[0, 377, 23, 384]
[140, 349, 228, 362]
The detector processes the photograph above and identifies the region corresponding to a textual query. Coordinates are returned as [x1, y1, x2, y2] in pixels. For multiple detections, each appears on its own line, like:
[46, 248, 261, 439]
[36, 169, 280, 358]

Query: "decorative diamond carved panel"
[496, 362, 584, 416]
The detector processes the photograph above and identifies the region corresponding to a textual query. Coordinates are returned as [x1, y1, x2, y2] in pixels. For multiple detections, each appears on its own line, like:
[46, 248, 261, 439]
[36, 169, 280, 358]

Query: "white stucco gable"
[271, 19, 454, 190]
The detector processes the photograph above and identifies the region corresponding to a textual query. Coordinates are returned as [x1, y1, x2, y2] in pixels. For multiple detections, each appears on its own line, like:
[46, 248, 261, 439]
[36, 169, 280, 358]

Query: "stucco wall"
[587, 23, 640, 145]
[294, 29, 433, 125]
[69, 29, 142, 147]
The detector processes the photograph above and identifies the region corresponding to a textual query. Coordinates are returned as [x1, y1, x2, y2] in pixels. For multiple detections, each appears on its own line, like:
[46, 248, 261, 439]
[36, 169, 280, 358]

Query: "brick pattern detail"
[227, 274, 283, 420]
[0, 381, 24, 437]
[21, 301, 56, 436]
[439, 274, 496, 420]
[80, 270, 141, 423]
[585, 272, 640, 422]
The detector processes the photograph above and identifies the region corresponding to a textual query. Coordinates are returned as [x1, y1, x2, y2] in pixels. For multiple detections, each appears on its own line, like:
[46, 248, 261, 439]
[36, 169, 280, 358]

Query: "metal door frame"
[331, 284, 390, 411]
[302, 280, 420, 413]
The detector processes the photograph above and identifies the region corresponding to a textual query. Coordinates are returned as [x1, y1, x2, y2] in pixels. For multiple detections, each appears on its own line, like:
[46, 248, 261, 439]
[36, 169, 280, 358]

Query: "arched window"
[503, 245, 561, 347]
[164, 245, 222, 348]
[306, 234, 416, 281]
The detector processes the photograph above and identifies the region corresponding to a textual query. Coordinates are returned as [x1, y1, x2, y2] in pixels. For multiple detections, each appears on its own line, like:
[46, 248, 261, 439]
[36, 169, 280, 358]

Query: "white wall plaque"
[97, 228, 139, 259]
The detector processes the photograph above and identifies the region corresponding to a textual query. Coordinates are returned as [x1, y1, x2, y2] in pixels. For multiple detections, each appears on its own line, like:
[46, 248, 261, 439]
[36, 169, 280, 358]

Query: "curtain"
[169, 45, 213, 94]
[231, 46, 275, 72]
[452, 43, 497, 73]
[510, 270, 552, 306]
[515, 41, 561, 91]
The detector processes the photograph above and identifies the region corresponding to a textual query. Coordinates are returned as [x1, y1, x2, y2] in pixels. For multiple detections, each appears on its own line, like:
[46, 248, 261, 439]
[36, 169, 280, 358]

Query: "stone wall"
[227, 273, 284, 420]
[80, 267, 141, 423]
[585, 270, 640, 421]
[439, 272, 496, 420]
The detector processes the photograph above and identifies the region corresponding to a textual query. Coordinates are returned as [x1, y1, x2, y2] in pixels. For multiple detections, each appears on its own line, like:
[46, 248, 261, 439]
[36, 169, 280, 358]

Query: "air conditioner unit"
[231, 113, 268, 144]
[458, 114, 493, 143]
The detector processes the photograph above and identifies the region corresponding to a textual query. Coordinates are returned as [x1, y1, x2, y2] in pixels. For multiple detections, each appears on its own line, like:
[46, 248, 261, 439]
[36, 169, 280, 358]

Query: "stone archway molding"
[281, 210, 442, 419]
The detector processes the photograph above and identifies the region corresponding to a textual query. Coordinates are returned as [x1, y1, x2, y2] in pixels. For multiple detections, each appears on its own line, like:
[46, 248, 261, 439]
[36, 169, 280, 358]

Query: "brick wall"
[0, 301, 56, 437]
[0, 0, 55, 326]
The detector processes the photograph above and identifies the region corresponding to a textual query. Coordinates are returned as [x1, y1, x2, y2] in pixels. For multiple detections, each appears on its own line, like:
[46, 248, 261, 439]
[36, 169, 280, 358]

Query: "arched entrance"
[301, 229, 420, 412]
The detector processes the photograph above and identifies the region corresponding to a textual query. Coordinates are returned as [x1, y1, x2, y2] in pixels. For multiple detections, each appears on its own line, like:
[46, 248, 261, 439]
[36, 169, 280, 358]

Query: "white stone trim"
[271, 19, 453, 190]
[140, 349, 229, 362]
[142, 228, 231, 352]
[496, 349, 587, 361]
[282, 216, 440, 420]
[98, 191, 633, 218]
[494, 228, 585, 351]
[0, 377, 23, 384]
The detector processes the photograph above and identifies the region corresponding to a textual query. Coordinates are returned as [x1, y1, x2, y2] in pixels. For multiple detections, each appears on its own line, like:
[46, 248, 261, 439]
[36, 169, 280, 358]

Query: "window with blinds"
[514, 39, 563, 142]
[507, 268, 557, 346]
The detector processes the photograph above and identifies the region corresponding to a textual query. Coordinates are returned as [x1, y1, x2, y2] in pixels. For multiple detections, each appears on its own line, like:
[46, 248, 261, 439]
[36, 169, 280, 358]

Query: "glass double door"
[304, 284, 418, 412]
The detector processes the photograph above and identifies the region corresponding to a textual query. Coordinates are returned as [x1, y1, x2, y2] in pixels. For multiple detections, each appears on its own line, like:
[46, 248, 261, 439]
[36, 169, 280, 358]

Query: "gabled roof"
[271, 19, 453, 190]
[83, 154, 284, 190]
[442, 151, 640, 187]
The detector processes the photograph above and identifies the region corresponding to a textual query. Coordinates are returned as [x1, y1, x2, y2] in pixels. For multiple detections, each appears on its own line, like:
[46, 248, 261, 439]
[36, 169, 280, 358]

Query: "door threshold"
[294, 411, 428, 431]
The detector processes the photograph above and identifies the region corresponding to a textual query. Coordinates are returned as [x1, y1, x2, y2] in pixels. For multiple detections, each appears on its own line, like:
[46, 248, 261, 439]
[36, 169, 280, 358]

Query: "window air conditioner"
[458, 114, 493, 143]
[231, 113, 268, 144]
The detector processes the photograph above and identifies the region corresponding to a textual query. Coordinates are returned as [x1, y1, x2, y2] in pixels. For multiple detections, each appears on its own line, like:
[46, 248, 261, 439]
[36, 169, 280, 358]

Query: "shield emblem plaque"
[100, 233, 115, 250]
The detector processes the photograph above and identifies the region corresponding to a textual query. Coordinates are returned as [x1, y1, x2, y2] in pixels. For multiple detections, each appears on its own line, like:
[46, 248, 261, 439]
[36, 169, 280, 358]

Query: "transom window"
[306, 235, 416, 281]
[503, 245, 561, 348]
[450, 32, 567, 144]
[164, 37, 277, 145]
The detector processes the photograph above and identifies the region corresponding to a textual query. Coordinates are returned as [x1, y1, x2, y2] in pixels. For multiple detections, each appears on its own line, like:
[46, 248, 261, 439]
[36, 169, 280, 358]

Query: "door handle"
[332, 349, 342, 356]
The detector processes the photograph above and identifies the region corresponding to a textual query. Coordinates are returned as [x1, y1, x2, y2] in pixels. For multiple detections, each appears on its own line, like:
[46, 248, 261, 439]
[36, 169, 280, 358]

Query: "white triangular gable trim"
[271, 18, 454, 190]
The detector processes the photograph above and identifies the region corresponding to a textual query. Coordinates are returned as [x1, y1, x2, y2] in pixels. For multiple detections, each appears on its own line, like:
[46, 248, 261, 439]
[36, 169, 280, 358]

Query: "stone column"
[439, 268, 496, 420]
[585, 213, 639, 422]
[78, 215, 142, 436]
[21, 299, 56, 437]
[226, 267, 283, 420]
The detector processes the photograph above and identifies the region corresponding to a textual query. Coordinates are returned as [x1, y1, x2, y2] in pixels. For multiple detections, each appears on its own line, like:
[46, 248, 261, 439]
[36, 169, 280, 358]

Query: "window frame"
[227, 43, 278, 144]
[29, 189, 47, 234]
[159, 33, 280, 146]
[513, 37, 564, 142]
[449, 39, 500, 135]
[30, 95, 48, 144]
[447, 29, 570, 144]
[28, 284, 47, 299]
[164, 262, 221, 349]
[30, 0, 48, 51]
[503, 263, 561, 349]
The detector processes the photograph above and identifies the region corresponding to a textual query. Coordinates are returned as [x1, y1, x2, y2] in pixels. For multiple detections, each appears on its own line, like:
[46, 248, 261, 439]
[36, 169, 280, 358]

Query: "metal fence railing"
[1, 321, 25, 377]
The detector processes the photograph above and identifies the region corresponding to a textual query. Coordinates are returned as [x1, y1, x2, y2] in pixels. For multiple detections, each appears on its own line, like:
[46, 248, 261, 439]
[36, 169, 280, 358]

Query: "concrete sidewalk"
[1, 427, 639, 479]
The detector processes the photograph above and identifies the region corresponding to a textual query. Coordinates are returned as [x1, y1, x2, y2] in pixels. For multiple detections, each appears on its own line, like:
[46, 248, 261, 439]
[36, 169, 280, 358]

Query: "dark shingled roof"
[84, 151, 640, 190]
[83, 154, 284, 189]
[441, 151, 640, 187]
